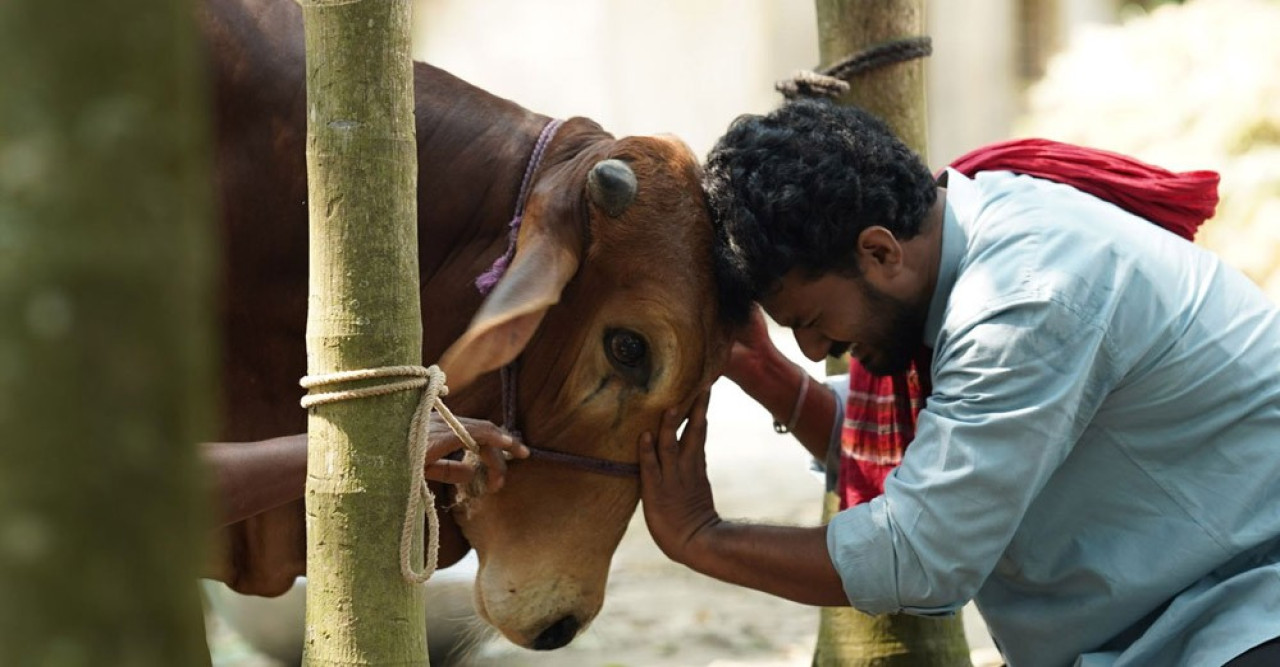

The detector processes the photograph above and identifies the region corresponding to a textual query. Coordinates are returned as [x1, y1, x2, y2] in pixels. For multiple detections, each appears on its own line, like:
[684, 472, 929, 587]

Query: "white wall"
[412, 0, 1115, 169]
[413, 0, 818, 161]
[926, 0, 1019, 167]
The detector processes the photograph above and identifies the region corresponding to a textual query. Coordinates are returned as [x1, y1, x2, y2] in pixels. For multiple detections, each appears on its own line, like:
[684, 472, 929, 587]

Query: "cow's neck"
[207, 0, 551, 434]
[409, 63, 552, 419]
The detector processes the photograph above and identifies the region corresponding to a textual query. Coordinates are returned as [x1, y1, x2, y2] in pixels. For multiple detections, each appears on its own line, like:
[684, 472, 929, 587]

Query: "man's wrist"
[677, 515, 725, 569]
[732, 347, 795, 399]
[773, 371, 810, 434]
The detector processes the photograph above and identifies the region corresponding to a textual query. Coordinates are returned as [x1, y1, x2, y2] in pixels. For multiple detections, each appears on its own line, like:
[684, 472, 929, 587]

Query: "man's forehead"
[757, 291, 800, 328]
[761, 270, 816, 309]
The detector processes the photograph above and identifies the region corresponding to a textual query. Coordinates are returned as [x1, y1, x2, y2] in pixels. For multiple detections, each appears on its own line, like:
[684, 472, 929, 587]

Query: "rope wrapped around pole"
[301, 364, 479, 584]
[776, 36, 933, 100]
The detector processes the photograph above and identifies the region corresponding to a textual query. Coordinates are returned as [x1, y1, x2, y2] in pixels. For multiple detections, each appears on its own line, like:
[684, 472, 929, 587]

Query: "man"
[638, 99, 1280, 666]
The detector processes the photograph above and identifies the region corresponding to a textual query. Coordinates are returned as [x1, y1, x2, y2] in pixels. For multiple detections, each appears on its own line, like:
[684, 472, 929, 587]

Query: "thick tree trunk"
[813, 0, 930, 152]
[811, 1, 972, 665]
[0, 0, 214, 664]
[298, 1, 427, 664]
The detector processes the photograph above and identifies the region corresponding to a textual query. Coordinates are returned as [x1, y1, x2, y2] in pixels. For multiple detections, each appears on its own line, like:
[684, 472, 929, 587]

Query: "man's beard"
[847, 280, 928, 376]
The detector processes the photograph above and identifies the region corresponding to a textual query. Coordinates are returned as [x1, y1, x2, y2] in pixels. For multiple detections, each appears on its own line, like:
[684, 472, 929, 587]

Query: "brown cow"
[202, 0, 731, 651]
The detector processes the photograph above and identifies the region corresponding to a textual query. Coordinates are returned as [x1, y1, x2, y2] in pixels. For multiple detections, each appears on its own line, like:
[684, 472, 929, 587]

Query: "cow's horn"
[587, 159, 637, 217]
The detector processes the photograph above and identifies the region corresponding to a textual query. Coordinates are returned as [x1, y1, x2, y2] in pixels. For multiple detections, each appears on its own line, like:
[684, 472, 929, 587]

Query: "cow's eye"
[606, 329, 647, 367]
[604, 328, 651, 387]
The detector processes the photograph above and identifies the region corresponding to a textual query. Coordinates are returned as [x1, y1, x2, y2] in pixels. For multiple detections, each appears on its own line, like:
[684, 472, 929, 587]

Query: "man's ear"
[855, 226, 903, 276]
[437, 164, 587, 392]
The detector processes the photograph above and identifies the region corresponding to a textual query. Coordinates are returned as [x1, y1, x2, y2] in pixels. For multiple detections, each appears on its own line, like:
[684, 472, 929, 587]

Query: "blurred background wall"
[412, 0, 1129, 168]
[411, 0, 1278, 302]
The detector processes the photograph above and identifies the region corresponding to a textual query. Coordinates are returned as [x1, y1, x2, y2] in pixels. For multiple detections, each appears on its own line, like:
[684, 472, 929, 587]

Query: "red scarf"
[837, 139, 1220, 509]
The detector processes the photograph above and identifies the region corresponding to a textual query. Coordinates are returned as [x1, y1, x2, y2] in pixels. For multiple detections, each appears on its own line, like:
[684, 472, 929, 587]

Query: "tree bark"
[0, 0, 214, 664]
[811, 1, 972, 665]
[814, 0, 930, 152]
[297, 0, 427, 665]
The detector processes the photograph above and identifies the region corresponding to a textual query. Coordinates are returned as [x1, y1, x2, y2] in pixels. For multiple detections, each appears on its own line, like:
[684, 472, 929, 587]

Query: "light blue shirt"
[826, 169, 1280, 667]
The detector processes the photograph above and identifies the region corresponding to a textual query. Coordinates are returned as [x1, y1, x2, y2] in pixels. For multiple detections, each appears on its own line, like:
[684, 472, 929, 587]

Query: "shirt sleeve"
[827, 297, 1119, 615]
[810, 373, 849, 490]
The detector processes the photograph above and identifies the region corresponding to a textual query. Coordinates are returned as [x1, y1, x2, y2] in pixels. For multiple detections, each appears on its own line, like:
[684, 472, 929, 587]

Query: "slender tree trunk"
[812, 1, 972, 665]
[298, 0, 427, 664]
[0, 0, 214, 664]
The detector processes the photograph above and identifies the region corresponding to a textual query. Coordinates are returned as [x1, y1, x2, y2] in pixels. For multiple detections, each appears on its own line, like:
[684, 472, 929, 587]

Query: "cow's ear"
[437, 166, 586, 392]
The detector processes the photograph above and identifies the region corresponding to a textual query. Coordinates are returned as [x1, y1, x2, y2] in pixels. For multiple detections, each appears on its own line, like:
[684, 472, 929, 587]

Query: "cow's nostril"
[531, 615, 580, 651]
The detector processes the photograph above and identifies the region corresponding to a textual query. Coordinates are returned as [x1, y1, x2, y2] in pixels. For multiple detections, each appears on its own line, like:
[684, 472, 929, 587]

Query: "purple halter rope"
[474, 118, 564, 295]
[474, 118, 640, 480]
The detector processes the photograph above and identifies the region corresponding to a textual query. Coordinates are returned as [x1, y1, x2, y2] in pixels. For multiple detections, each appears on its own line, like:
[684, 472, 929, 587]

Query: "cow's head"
[439, 118, 731, 649]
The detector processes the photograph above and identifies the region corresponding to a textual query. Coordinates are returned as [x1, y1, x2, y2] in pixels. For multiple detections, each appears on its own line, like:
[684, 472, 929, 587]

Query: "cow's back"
[203, 0, 311, 441]
[201, 0, 540, 442]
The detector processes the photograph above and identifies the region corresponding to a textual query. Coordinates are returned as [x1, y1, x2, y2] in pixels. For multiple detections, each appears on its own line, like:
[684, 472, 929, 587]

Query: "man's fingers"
[460, 417, 530, 459]
[680, 389, 712, 462]
[656, 408, 681, 464]
[424, 459, 475, 485]
[423, 432, 465, 465]
[637, 431, 661, 485]
[477, 444, 509, 491]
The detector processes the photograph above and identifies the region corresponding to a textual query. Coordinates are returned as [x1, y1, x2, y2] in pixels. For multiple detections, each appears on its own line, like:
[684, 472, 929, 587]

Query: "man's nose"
[793, 327, 829, 362]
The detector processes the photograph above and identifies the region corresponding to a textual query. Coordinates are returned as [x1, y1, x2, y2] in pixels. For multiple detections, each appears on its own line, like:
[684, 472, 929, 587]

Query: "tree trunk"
[814, 495, 971, 666]
[814, 0, 930, 151]
[811, 1, 972, 665]
[0, 0, 214, 664]
[298, 0, 427, 665]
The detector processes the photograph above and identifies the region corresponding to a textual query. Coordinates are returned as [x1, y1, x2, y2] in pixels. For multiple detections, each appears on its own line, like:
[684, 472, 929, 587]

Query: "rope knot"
[776, 36, 933, 101]
[300, 363, 477, 585]
[775, 71, 850, 100]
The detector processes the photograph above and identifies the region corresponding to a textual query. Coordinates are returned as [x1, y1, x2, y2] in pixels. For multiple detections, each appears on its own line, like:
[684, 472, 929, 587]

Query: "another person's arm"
[203, 434, 308, 528]
[203, 416, 528, 528]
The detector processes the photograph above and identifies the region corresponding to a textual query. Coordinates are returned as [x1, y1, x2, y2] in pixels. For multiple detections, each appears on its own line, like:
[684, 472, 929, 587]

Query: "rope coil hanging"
[300, 364, 478, 584]
[776, 35, 933, 100]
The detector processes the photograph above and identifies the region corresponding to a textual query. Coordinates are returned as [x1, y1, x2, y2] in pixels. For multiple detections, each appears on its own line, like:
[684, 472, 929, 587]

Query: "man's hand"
[638, 389, 722, 564]
[424, 415, 529, 492]
[637, 388, 850, 606]
[724, 305, 778, 386]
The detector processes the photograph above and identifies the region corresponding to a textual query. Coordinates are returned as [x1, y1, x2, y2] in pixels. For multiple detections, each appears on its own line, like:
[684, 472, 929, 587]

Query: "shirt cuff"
[825, 496, 963, 616]
[809, 374, 848, 491]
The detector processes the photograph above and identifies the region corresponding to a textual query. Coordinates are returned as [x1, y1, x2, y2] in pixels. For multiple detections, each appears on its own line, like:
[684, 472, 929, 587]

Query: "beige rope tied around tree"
[300, 364, 477, 585]
[776, 36, 933, 100]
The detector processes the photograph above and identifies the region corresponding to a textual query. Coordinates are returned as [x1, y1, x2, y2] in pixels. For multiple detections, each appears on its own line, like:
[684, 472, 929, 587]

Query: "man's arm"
[638, 392, 849, 607]
[724, 307, 841, 463]
[683, 522, 848, 607]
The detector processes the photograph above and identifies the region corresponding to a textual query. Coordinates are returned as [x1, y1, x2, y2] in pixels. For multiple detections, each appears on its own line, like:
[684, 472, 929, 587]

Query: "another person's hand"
[724, 306, 778, 386]
[424, 415, 529, 492]
[638, 389, 722, 564]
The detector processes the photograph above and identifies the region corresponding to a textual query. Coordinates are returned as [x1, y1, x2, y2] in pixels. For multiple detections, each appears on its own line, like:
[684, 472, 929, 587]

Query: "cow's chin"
[451, 471, 638, 651]
[470, 558, 607, 650]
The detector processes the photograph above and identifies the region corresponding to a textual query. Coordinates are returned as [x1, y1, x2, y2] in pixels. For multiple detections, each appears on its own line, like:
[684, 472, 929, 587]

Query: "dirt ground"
[206, 329, 999, 667]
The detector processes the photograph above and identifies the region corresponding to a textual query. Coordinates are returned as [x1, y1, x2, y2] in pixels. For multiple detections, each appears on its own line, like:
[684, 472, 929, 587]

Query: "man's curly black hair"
[703, 98, 937, 324]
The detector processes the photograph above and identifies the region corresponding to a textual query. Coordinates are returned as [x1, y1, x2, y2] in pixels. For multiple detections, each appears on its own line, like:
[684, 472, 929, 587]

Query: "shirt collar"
[922, 168, 973, 348]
